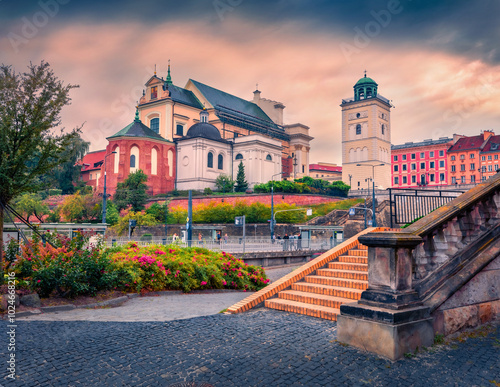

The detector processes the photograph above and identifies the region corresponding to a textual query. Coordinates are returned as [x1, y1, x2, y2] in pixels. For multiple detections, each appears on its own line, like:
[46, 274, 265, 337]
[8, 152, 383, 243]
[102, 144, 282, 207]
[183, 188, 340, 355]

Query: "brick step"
[337, 256, 368, 264]
[292, 282, 364, 300]
[328, 262, 368, 271]
[265, 298, 340, 321]
[304, 275, 368, 290]
[347, 249, 368, 256]
[357, 244, 368, 250]
[316, 268, 368, 281]
[278, 290, 353, 309]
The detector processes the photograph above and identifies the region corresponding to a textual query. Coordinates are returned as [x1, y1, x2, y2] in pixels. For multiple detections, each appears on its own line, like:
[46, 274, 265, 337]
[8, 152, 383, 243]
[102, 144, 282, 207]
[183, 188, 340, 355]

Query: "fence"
[388, 188, 465, 227]
[105, 236, 341, 253]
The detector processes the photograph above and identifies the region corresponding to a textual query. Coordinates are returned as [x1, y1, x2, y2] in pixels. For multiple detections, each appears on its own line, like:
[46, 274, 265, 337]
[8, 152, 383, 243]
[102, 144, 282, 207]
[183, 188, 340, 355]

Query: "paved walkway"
[3, 311, 499, 386]
[16, 265, 301, 322]
[3, 264, 499, 386]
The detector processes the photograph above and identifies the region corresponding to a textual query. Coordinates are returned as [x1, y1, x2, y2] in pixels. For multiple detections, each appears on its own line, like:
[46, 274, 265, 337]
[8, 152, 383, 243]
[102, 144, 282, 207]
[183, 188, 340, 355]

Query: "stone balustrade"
[337, 173, 500, 360]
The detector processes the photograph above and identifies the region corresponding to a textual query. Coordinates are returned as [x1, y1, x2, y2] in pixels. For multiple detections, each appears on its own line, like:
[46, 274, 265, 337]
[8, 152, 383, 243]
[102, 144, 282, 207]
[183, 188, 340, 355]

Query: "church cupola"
[199, 108, 209, 123]
[354, 71, 378, 101]
[163, 60, 173, 90]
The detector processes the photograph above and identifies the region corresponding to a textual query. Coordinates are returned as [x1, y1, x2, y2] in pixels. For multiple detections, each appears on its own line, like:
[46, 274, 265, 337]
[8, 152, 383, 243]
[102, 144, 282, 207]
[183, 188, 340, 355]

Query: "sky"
[1, 0, 500, 164]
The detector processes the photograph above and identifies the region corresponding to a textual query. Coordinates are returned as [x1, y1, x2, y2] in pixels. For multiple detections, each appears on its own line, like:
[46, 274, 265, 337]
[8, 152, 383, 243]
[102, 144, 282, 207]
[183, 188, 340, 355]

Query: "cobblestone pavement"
[2, 309, 499, 386]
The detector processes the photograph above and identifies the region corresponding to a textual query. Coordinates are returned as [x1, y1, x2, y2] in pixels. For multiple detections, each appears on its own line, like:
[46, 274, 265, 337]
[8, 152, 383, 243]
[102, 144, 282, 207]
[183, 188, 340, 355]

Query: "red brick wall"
[150, 194, 340, 210]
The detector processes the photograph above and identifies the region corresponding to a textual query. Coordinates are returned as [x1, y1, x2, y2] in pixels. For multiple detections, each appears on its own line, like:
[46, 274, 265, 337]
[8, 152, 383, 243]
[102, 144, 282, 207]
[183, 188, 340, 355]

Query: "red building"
[94, 111, 176, 196]
[447, 130, 497, 185]
[391, 137, 453, 188]
[79, 149, 106, 189]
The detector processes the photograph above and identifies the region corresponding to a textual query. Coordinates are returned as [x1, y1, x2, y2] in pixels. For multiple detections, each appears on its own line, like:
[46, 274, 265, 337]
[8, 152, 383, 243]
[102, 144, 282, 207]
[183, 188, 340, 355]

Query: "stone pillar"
[337, 231, 434, 360]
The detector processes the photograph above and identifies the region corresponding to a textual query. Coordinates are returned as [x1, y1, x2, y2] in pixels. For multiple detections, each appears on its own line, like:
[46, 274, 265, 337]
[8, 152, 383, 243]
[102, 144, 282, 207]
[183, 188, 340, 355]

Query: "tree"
[13, 193, 49, 223]
[113, 170, 149, 212]
[215, 174, 235, 193]
[234, 161, 248, 193]
[0, 61, 80, 262]
[45, 135, 90, 194]
[59, 193, 100, 223]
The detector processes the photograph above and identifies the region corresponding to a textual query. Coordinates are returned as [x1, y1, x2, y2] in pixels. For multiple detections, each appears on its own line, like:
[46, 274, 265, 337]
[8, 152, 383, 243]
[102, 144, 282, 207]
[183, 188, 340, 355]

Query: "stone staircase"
[265, 243, 368, 320]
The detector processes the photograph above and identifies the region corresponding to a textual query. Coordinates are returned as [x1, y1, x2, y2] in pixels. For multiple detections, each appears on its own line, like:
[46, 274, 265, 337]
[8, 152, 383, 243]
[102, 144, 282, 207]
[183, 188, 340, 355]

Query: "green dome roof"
[355, 75, 377, 86]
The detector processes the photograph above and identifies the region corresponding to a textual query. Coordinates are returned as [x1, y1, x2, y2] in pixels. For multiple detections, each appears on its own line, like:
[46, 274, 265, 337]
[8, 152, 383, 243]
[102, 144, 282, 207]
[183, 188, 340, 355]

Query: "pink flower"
[201, 281, 207, 285]
[152, 273, 154, 277]
[37, 280, 41, 283]
[222, 280, 227, 285]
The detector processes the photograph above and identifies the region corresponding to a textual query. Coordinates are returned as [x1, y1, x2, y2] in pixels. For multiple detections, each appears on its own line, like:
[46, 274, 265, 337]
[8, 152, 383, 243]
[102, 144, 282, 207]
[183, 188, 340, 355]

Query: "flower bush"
[5, 233, 270, 299]
[7, 231, 121, 298]
[104, 243, 269, 293]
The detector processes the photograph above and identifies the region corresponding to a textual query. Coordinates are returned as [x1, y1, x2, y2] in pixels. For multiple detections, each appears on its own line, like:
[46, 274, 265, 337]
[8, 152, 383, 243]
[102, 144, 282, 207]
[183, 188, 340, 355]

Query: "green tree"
[112, 210, 157, 236]
[48, 135, 90, 194]
[215, 174, 235, 193]
[59, 193, 100, 223]
[13, 193, 49, 222]
[0, 61, 81, 261]
[113, 170, 149, 212]
[234, 161, 248, 193]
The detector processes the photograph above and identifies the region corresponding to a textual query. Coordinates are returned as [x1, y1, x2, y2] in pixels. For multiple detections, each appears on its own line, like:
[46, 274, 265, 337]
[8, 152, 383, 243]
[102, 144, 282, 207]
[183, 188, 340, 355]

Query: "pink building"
[391, 138, 453, 188]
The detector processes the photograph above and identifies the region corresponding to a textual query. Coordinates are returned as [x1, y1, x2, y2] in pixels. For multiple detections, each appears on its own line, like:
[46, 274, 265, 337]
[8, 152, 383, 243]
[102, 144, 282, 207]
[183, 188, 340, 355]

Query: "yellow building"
[341, 73, 392, 191]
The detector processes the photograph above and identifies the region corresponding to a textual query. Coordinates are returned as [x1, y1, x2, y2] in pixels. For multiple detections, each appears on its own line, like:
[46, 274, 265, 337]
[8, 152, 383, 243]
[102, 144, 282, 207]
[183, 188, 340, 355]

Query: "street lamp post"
[102, 151, 117, 224]
[356, 163, 384, 227]
[270, 172, 284, 241]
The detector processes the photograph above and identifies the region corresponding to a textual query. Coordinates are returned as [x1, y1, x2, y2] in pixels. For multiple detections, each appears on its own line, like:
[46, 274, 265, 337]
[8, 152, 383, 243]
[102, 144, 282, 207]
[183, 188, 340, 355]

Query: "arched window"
[235, 153, 243, 160]
[130, 146, 139, 172]
[150, 118, 159, 134]
[356, 124, 361, 135]
[207, 152, 214, 168]
[113, 146, 120, 173]
[218, 154, 223, 170]
[266, 154, 272, 161]
[151, 148, 158, 175]
[167, 149, 173, 177]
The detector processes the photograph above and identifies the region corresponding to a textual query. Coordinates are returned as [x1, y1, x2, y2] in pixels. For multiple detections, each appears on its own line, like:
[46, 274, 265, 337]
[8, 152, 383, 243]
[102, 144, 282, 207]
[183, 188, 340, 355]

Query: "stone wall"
[149, 193, 341, 210]
[432, 256, 500, 336]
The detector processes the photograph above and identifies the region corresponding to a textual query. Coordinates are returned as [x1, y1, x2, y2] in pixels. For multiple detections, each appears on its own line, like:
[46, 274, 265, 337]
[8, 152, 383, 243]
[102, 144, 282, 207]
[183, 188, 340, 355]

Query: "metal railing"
[388, 188, 465, 227]
[105, 236, 342, 253]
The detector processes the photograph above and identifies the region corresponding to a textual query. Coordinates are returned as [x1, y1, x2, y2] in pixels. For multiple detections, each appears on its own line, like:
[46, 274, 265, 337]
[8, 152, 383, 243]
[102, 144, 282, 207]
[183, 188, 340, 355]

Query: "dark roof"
[481, 135, 500, 153]
[189, 79, 274, 123]
[185, 122, 224, 141]
[392, 137, 453, 150]
[448, 134, 487, 152]
[167, 84, 204, 109]
[107, 116, 170, 142]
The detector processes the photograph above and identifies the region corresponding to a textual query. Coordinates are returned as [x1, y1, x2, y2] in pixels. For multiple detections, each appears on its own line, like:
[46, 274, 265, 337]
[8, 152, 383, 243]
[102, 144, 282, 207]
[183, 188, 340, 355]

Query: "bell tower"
[341, 73, 392, 192]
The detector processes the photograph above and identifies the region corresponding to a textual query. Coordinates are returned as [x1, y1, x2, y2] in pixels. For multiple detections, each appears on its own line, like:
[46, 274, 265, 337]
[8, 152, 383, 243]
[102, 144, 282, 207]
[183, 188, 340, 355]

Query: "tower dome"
[185, 109, 221, 140]
[354, 72, 378, 101]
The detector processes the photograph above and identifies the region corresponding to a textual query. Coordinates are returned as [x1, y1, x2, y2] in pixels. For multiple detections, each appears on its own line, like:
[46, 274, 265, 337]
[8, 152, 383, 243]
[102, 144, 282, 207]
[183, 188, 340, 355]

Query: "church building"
[83, 64, 313, 196]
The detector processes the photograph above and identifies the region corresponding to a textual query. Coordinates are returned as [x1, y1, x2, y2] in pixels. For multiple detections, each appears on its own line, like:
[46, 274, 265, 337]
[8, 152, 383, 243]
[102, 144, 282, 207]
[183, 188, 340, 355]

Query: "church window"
[151, 148, 158, 175]
[176, 124, 184, 136]
[381, 124, 385, 135]
[151, 86, 157, 99]
[218, 154, 223, 170]
[302, 165, 305, 173]
[207, 152, 214, 168]
[113, 146, 120, 173]
[130, 146, 139, 172]
[150, 118, 159, 134]
[235, 153, 243, 160]
[356, 113, 360, 118]
[266, 154, 272, 161]
[356, 124, 361, 135]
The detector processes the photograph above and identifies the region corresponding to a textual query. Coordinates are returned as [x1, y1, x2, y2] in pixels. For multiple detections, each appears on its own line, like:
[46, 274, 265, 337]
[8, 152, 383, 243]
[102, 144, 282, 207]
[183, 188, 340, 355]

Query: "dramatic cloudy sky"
[2, 0, 499, 164]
